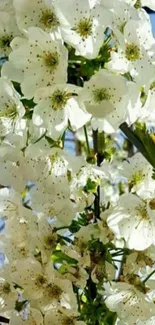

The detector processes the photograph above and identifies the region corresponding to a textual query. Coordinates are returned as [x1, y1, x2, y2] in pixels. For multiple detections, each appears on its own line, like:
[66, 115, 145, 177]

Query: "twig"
[120, 122, 155, 168]
[84, 125, 90, 155]
[0, 316, 9, 324]
[93, 130, 100, 219]
[143, 269, 155, 284]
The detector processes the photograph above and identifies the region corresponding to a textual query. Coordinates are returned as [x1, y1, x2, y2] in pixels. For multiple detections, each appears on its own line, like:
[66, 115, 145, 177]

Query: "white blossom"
[53, 0, 109, 59]
[133, 0, 155, 10]
[97, 210, 115, 244]
[13, 258, 77, 312]
[32, 84, 90, 140]
[79, 69, 129, 132]
[30, 174, 76, 227]
[108, 19, 155, 87]
[44, 307, 85, 325]
[0, 78, 25, 137]
[13, 0, 61, 36]
[9, 308, 44, 325]
[120, 152, 154, 197]
[1, 207, 38, 262]
[105, 282, 155, 324]
[2, 27, 68, 99]
[0, 0, 14, 12]
[107, 193, 155, 250]
[0, 266, 17, 313]
[123, 246, 155, 276]
[0, 11, 21, 56]
[106, 0, 139, 39]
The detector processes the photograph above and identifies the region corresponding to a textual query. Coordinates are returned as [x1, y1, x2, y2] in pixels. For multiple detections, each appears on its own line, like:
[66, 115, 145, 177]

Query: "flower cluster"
[1, 1, 155, 325]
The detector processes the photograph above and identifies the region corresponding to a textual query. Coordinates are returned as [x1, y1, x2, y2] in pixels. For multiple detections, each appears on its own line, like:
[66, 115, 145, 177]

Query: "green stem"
[68, 59, 85, 64]
[32, 130, 47, 144]
[93, 130, 100, 220]
[61, 130, 66, 148]
[109, 247, 124, 251]
[0, 56, 8, 61]
[112, 252, 124, 257]
[103, 311, 117, 325]
[103, 311, 112, 322]
[84, 125, 90, 155]
[98, 132, 105, 155]
[93, 130, 99, 162]
[55, 226, 69, 231]
[111, 249, 125, 255]
[143, 269, 155, 284]
[112, 313, 117, 325]
[93, 131, 106, 219]
[104, 35, 112, 46]
[76, 289, 81, 313]
[120, 122, 155, 168]
[61, 236, 73, 243]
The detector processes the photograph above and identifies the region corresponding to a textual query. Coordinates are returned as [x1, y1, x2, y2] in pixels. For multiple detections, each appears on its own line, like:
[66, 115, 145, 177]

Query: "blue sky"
[150, 13, 155, 33]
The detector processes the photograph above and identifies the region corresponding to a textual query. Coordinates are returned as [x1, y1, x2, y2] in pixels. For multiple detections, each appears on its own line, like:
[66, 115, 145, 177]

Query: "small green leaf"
[51, 250, 78, 265]
[84, 177, 97, 193]
[15, 300, 28, 312]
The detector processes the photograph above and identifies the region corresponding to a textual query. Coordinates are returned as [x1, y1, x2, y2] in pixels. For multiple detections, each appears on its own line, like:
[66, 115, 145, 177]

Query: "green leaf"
[45, 135, 56, 146]
[51, 250, 78, 265]
[69, 212, 88, 233]
[120, 122, 155, 168]
[152, 168, 155, 180]
[84, 177, 98, 193]
[15, 300, 28, 312]
[81, 294, 87, 303]
[135, 123, 155, 168]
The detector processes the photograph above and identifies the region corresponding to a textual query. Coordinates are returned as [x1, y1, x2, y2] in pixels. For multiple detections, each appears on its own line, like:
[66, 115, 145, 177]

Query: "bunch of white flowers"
[1, 1, 155, 325]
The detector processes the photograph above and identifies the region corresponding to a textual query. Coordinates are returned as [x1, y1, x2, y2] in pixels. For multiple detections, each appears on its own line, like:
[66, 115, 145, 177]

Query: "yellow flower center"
[35, 274, 47, 287]
[74, 18, 93, 39]
[44, 234, 57, 249]
[2, 282, 11, 294]
[0, 105, 18, 119]
[51, 89, 70, 110]
[136, 204, 148, 220]
[44, 52, 59, 70]
[93, 88, 111, 103]
[46, 283, 62, 299]
[134, 0, 141, 9]
[62, 316, 75, 325]
[150, 81, 155, 90]
[40, 10, 59, 29]
[125, 43, 141, 61]
[0, 35, 13, 52]
[129, 170, 144, 187]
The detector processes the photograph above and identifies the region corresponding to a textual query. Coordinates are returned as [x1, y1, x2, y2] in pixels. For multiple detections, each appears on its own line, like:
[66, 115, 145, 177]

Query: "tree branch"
[0, 316, 9, 324]
[120, 122, 155, 168]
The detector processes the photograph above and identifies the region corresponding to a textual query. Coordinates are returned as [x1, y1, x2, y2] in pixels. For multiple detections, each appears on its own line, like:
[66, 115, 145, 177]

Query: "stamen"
[74, 18, 93, 39]
[40, 10, 59, 30]
[93, 88, 111, 103]
[125, 43, 141, 61]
